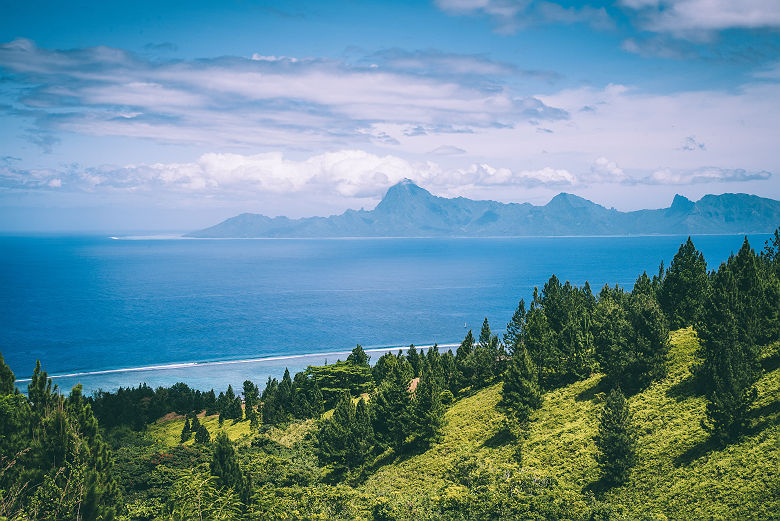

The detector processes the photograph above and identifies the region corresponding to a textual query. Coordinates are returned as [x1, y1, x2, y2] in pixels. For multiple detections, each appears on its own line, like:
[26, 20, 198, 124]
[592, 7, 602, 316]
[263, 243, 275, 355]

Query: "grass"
[142, 329, 779, 519]
[359, 327, 780, 519]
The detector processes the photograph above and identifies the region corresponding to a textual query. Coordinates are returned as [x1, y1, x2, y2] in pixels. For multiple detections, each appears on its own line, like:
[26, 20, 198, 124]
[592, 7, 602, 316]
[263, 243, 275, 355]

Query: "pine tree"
[658, 237, 708, 329]
[180, 416, 191, 443]
[190, 414, 201, 433]
[409, 369, 445, 450]
[455, 329, 475, 390]
[347, 344, 370, 366]
[317, 392, 372, 472]
[697, 251, 762, 444]
[372, 364, 412, 452]
[407, 345, 421, 378]
[210, 431, 249, 501]
[500, 345, 542, 424]
[595, 388, 636, 486]
[504, 300, 526, 356]
[0, 351, 14, 395]
[194, 423, 210, 444]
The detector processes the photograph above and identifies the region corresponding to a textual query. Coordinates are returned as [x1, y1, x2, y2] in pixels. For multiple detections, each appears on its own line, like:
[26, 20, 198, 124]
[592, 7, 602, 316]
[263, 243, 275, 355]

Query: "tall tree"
[180, 416, 192, 442]
[500, 345, 542, 424]
[0, 351, 14, 395]
[347, 344, 370, 366]
[211, 431, 248, 501]
[658, 237, 708, 329]
[317, 393, 373, 473]
[504, 299, 526, 356]
[697, 244, 765, 444]
[595, 389, 636, 486]
[409, 368, 445, 450]
[372, 364, 412, 452]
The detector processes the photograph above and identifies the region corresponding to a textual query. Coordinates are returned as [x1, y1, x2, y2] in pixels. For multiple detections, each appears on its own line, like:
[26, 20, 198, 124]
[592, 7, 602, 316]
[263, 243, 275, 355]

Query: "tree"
[658, 237, 708, 329]
[347, 344, 370, 366]
[500, 345, 542, 424]
[180, 416, 192, 442]
[697, 245, 764, 444]
[195, 423, 210, 444]
[595, 388, 636, 486]
[0, 351, 14, 395]
[504, 299, 526, 356]
[211, 431, 248, 501]
[372, 364, 412, 452]
[317, 393, 373, 473]
[243, 380, 259, 423]
[407, 345, 421, 378]
[594, 288, 669, 394]
[409, 369, 445, 450]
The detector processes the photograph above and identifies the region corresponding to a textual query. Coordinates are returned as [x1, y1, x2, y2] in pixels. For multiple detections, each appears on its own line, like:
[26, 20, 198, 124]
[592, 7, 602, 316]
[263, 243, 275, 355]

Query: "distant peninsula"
[187, 179, 780, 238]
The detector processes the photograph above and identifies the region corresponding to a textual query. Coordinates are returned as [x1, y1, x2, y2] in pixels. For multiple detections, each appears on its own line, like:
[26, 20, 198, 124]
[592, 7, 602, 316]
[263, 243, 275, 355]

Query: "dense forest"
[1, 231, 779, 520]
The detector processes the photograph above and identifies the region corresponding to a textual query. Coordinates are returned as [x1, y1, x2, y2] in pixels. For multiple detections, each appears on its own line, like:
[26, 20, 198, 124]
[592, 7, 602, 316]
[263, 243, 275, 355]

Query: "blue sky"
[1, 0, 779, 231]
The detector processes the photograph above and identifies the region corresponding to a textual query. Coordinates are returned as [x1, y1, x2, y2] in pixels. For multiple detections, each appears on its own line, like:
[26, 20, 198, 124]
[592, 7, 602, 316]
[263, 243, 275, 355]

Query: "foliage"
[595, 388, 636, 486]
[499, 344, 542, 424]
[658, 237, 709, 329]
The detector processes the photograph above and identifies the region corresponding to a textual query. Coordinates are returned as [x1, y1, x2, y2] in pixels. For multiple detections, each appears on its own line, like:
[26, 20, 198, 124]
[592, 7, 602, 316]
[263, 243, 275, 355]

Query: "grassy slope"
[361, 328, 780, 520]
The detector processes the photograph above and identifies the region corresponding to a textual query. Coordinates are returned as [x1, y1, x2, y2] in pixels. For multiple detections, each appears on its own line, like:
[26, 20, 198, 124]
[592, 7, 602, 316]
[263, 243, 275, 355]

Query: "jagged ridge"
[187, 180, 780, 237]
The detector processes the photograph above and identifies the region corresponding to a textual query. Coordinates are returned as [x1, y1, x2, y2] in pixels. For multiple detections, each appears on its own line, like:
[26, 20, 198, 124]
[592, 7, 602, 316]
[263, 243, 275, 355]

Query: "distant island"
[187, 179, 780, 237]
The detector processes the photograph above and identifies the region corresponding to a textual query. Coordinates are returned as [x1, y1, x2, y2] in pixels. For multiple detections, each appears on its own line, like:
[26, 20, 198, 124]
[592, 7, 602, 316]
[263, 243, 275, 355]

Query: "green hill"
[122, 327, 779, 520]
[358, 328, 779, 520]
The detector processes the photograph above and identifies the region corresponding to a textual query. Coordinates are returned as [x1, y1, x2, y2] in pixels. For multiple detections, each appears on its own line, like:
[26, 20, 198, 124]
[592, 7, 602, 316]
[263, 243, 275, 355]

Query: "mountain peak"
[546, 192, 597, 209]
[669, 194, 695, 213]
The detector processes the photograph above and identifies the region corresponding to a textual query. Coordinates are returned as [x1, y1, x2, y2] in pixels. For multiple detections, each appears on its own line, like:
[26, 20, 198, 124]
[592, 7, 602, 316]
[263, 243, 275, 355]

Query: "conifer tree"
[407, 345, 421, 378]
[595, 388, 636, 486]
[504, 300, 526, 356]
[500, 345, 542, 424]
[191, 414, 200, 433]
[347, 344, 370, 366]
[658, 237, 708, 329]
[194, 423, 210, 444]
[317, 393, 373, 472]
[697, 250, 763, 444]
[0, 351, 14, 395]
[455, 329, 475, 390]
[180, 416, 191, 442]
[372, 364, 412, 451]
[210, 431, 249, 501]
[409, 369, 445, 450]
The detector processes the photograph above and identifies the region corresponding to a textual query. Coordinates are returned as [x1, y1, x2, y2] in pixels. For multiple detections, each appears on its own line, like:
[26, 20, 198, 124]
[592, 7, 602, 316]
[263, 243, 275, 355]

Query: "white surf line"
[15, 342, 461, 382]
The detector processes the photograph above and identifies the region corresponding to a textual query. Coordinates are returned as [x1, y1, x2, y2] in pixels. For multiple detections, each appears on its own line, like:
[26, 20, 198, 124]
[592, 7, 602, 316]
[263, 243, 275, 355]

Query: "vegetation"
[1, 232, 778, 520]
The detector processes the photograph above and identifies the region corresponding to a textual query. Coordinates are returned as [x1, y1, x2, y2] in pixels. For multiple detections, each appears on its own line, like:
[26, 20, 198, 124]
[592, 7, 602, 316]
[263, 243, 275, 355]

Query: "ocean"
[0, 234, 771, 394]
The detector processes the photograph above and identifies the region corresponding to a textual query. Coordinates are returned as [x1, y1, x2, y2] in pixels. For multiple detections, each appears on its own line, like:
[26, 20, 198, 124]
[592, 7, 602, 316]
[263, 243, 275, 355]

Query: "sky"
[0, 0, 779, 232]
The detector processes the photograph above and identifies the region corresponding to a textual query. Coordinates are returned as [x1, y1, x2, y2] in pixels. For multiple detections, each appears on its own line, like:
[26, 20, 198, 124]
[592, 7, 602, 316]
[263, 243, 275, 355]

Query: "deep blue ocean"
[0, 234, 771, 395]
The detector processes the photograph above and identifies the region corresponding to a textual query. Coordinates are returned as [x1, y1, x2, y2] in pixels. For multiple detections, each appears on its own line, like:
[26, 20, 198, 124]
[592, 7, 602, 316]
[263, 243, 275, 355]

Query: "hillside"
[187, 180, 780, 237]
[358, 328, 779, 519]
[142, 328, 779, 519]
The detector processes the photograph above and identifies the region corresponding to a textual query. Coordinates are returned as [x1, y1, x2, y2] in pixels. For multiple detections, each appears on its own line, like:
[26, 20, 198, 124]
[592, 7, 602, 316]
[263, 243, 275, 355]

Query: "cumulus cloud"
[586, 157, 629, 183]
[0, 150, 579, 197]
[0, 38, 568, 151]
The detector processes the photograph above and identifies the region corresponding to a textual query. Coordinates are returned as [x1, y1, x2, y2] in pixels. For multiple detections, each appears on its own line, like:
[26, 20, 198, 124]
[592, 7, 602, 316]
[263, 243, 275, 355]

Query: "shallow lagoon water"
[0, 234, 770, 393]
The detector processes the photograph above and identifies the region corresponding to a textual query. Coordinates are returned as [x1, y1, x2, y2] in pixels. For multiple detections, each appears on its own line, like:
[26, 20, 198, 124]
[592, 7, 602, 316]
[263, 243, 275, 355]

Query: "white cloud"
[435, 0, 613, 33]
[620, 0, 780, 35]
[0, 39, 567, 151]
[646, 166, 771, 184]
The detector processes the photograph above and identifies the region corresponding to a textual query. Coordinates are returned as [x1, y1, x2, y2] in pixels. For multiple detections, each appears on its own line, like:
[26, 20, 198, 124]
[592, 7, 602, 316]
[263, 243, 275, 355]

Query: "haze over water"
[0, 234, 770, 394]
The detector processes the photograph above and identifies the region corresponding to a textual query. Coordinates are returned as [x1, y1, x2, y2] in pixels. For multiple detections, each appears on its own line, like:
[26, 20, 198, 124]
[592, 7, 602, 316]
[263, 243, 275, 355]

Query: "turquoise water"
[0, 234, 770, 394]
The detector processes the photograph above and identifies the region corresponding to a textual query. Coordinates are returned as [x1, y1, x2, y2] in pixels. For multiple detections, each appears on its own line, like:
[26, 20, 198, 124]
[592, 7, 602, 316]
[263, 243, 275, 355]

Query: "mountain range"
[187, 179, 780, 237]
